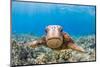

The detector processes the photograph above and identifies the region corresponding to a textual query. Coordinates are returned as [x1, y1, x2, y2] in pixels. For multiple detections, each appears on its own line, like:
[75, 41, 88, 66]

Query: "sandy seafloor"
[11, 34, 96, 66]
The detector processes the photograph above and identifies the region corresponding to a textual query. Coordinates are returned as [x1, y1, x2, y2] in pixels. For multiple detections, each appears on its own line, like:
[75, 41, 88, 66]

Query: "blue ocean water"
[12, 1, 96, 36]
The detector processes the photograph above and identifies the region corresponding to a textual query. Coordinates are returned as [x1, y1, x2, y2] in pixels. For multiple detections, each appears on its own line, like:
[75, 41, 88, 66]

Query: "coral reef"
[11, 34, 96, 66]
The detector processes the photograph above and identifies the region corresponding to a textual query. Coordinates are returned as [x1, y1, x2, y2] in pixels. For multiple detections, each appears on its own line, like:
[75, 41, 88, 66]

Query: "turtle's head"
[45, 25, 63, 48]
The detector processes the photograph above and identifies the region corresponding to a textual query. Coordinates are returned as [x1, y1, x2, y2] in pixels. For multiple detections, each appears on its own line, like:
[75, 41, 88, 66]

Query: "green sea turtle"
[28, 25, 84, 52]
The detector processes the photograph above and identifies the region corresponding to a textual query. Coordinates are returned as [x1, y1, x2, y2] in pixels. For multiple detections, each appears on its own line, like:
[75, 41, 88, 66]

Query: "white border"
[0, 0, 99, 67]
[21, 0, 96, 5]
[0, 0, 10, 67]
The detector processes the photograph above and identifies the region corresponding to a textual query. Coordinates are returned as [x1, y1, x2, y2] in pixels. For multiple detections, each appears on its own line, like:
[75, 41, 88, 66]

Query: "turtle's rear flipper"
[67, 43, 85, 53]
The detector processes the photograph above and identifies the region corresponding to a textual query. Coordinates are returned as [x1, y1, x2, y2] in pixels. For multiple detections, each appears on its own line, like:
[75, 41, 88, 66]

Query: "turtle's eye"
[45, 26, 48, 33]
[45, 27, 50, 33]
[45, 29, 47, 33]
[61, 28, 63, 32]
[59, 27, 63, 32]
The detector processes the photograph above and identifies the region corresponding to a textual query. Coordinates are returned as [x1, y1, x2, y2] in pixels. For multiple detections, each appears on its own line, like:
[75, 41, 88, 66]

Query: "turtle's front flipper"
[27, 37, 46, 48]
[67, 43, 85, 52]
[62, 32, 85, 53]
[29, 40, 41, 48]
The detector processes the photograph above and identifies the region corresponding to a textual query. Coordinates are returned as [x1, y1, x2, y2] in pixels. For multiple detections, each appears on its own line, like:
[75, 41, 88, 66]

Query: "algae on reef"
[11, 34, 96, 66]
